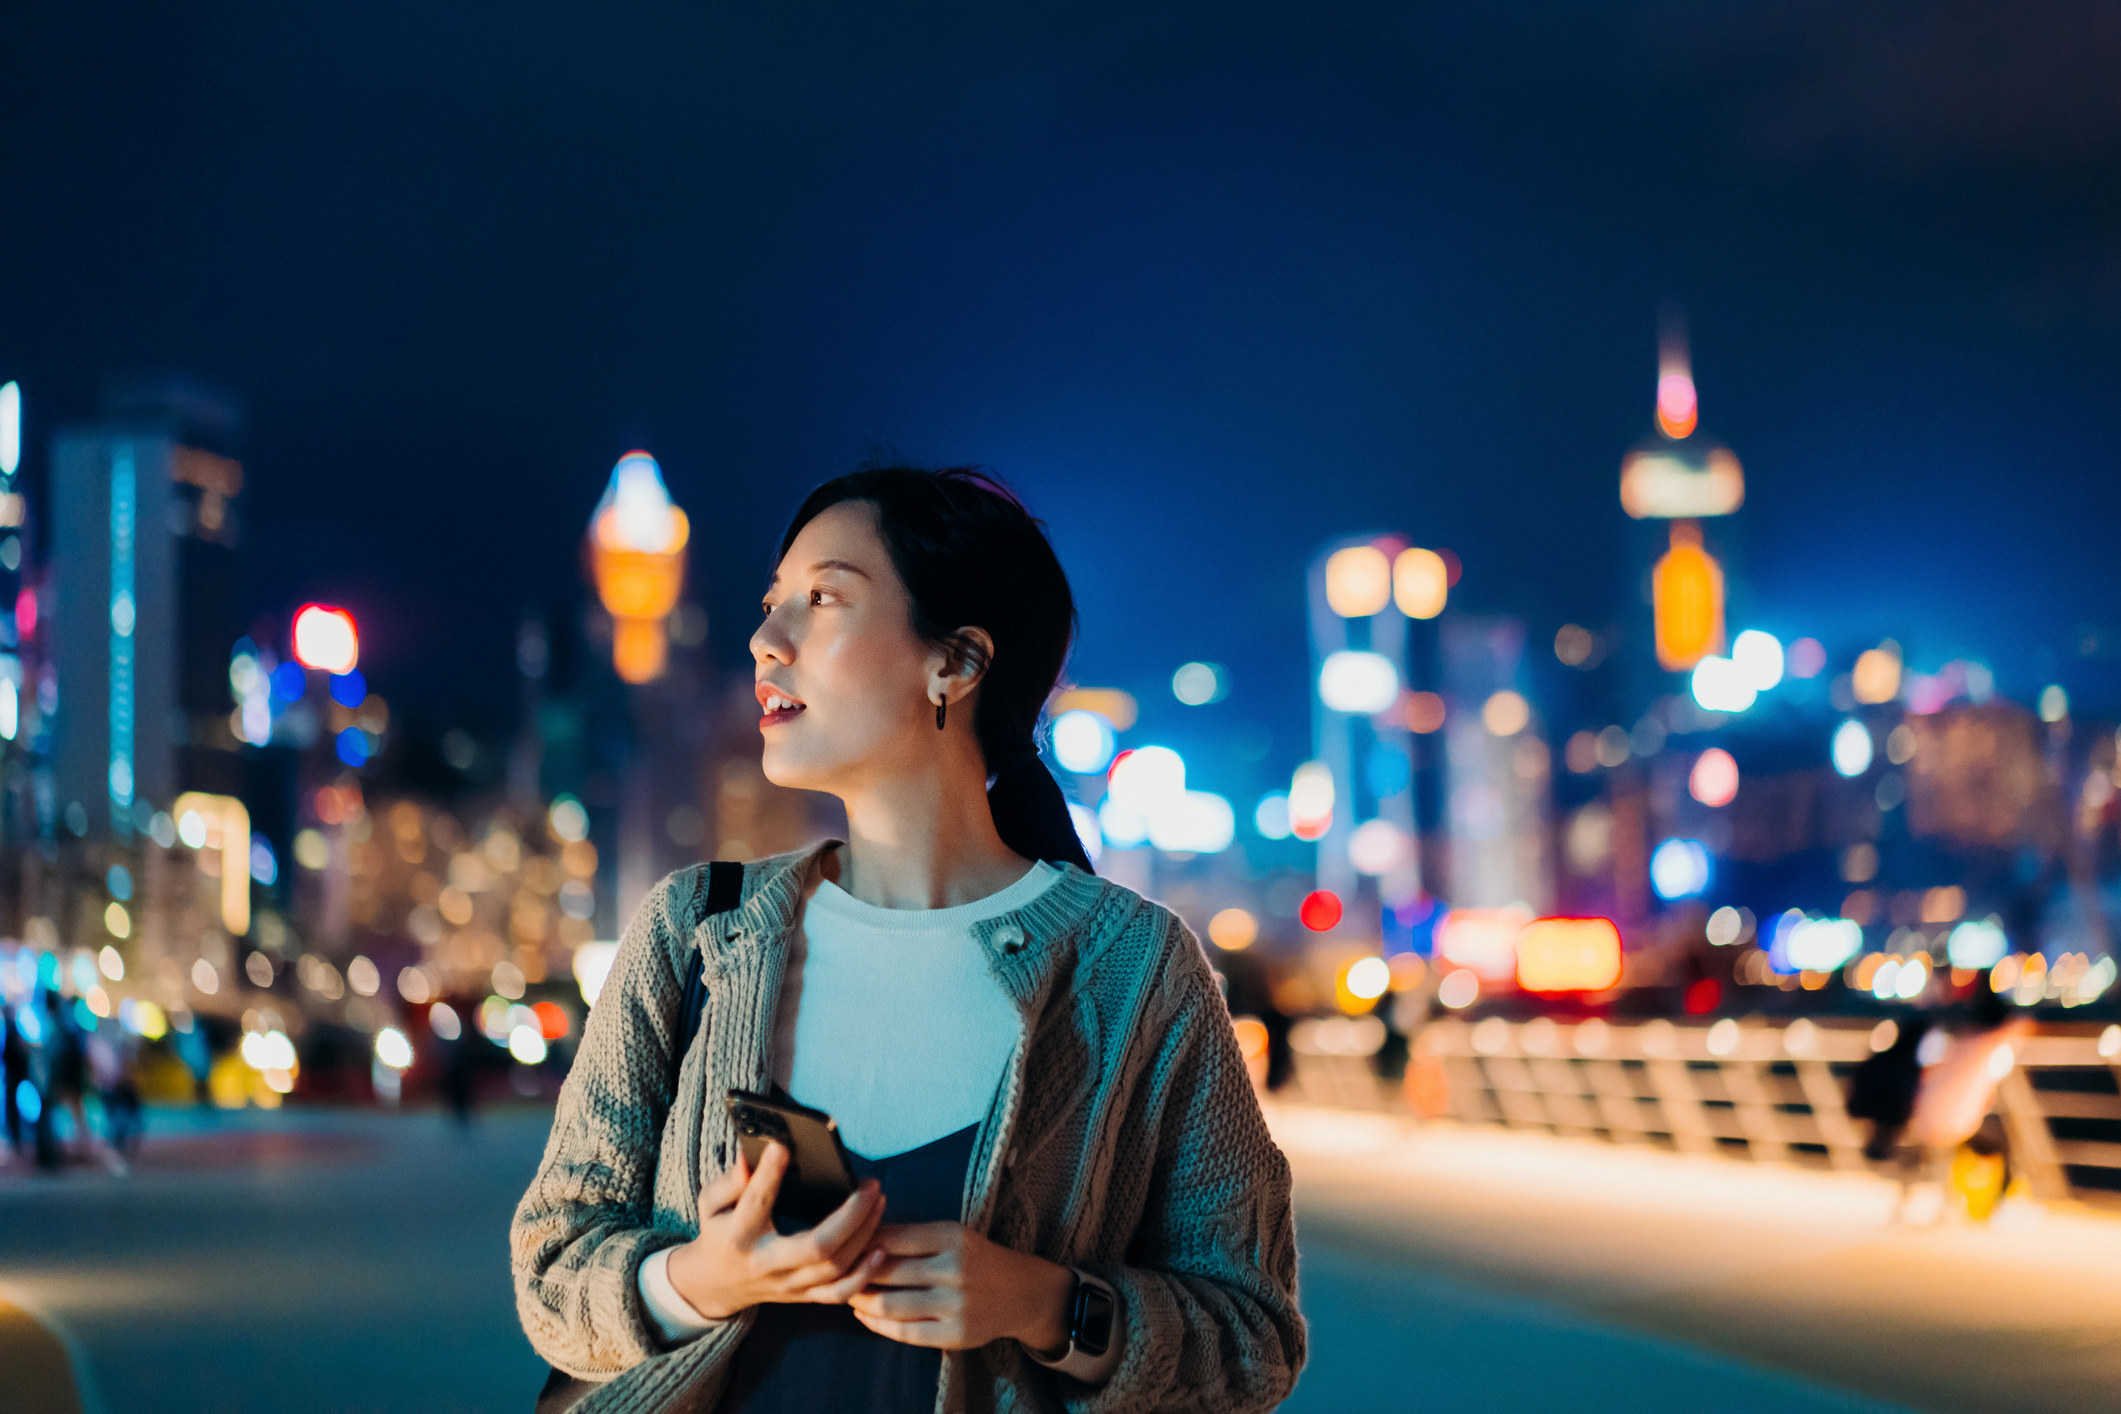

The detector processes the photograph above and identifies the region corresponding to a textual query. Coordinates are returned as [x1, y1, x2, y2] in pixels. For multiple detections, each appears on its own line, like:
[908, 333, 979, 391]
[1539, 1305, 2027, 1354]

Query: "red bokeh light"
[1299, 890, 1343, 932]
[1683, 977, 1722, 1014]
[533, 1001, 571, 1041]
[292, 602, 360, 674]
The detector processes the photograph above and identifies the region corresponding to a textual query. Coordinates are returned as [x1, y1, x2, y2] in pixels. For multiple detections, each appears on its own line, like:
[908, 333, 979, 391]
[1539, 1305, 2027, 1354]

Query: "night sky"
[7, 3, 2121, 785]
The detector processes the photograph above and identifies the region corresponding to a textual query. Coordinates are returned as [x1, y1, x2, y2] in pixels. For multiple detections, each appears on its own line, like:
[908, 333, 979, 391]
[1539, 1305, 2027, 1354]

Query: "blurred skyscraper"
[1440, 617, 1552, 916]
[49, 380, 246, 841]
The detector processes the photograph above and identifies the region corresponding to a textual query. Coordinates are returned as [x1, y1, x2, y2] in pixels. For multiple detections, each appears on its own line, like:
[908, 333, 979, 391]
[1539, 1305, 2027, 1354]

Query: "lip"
[756, 681, 807, 728]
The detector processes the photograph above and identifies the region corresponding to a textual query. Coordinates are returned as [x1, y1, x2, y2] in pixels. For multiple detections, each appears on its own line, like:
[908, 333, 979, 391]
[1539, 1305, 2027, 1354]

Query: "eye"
[809, 588, 827, 607]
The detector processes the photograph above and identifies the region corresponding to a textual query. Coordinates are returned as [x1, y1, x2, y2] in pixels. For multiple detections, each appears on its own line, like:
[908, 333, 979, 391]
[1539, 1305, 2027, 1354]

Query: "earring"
[936, 698, 947, 730]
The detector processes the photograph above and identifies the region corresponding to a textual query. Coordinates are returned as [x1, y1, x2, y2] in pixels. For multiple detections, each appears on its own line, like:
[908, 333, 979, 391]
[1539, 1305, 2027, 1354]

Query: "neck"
[825, 752, 1033, 910]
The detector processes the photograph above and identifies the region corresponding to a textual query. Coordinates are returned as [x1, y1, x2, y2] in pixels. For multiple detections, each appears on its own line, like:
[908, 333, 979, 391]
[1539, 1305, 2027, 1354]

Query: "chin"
[759, 740, 834, 795]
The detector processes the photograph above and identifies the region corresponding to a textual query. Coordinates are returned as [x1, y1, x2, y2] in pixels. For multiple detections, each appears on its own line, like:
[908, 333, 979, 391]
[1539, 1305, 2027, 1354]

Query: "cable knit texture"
[511, 840, 1305, 1413]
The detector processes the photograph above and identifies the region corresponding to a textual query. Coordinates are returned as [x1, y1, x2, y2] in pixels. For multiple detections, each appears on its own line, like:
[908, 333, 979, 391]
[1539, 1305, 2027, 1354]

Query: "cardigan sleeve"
[1059, 912, 1307, 1413]
[509, 868, 739, 1378]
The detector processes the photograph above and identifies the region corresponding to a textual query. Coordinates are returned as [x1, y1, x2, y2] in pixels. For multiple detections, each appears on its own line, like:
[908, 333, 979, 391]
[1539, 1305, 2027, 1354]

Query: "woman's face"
[751, 501, 964, 793]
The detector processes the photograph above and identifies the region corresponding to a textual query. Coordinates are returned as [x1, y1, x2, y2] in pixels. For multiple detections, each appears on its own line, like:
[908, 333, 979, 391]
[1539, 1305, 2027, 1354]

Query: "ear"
[927, 626, 995, 707]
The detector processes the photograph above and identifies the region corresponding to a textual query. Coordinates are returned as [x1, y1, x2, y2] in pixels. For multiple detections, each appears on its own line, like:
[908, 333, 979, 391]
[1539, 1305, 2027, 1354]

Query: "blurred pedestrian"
[1846, 1015, 1931, 1166]
[1908, 986, 2030, 1223]
[441, 1007, 479, 1129]
[89, 1020, 145, 1167]
[1949, 1115, 2012, 1222]
[515, 467, 1304, 1412]
[40, 989, 93, 1169]
[1217, 948, 1296, 1092]
[2, 991, 29, 1161]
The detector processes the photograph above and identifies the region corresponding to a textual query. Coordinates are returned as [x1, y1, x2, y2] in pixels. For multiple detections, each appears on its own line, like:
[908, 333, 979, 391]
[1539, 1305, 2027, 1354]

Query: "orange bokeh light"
[1652, 525, 1723, 670]
[1515, 916, 1623, 993]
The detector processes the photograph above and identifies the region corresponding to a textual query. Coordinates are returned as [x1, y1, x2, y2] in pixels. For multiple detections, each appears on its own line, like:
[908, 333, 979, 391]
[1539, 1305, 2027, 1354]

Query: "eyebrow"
[765, 558, 872, 590]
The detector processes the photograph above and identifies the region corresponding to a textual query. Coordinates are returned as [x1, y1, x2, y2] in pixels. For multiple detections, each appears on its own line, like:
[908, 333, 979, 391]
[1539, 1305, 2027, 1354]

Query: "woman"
[513, 467, 1304, 1413]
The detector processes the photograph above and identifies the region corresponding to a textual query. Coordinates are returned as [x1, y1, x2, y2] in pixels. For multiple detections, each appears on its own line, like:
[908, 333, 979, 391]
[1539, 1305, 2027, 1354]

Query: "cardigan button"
[995, 923, 1025, 953]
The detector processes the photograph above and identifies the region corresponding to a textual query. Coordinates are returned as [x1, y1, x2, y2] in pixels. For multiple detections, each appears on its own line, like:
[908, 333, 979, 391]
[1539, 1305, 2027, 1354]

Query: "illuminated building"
[1618, 326, 1743, 521]
[48, 383, 247, 841]
[1441, 617, 1552, 919]
[588, 451, 689, 686]
[1305, 536, 1434, 940]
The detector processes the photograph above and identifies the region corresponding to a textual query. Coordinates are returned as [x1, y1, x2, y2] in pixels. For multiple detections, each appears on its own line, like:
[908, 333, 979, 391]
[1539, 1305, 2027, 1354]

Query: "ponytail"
[989, 750, 1094, 873]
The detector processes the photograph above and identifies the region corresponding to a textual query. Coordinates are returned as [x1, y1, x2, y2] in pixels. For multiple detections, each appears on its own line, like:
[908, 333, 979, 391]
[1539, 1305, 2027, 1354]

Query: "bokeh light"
[1831, 719, 1874, 777]
[1347, 818, 1408, 875]
[1688, 748, 1739, 807]
[1323, 545, 1392, 617]
[1288, 761, 1335, 841]
[1392, 547, 1448, 619]
[1171, 661, 1227, 705]
[1649, 839, 1710, 899]
[1852, 645, 1902, 705]
[1515, 917, 1622, 993]
[1730, 629, 1783, 690]
[1344, 956, 1390, 1002]
[1481, 690, 1529, 736]
[292, 603, 359, 673]
[1207, 908, 1258, 950]
[1299, 890, 1343, 932]
[374, 1027, 414, 1070]
[1318, 650, 1399, 714]
[1689, 656, 1755, 714]
[1051, 708, 1117, 774]
[1403, 691, 1446, 734]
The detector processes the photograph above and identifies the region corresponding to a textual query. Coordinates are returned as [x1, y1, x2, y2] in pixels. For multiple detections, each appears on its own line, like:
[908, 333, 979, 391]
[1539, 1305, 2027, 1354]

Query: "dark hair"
[776, 466, 1094, 873]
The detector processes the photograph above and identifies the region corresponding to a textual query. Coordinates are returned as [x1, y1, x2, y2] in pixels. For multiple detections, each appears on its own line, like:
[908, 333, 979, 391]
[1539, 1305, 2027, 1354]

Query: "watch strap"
[1026, 1267, 1120, 1384]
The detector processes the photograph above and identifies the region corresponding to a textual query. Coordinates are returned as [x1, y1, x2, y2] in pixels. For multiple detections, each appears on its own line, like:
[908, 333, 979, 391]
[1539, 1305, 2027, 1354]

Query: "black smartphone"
[723, 1089, 861, 1231]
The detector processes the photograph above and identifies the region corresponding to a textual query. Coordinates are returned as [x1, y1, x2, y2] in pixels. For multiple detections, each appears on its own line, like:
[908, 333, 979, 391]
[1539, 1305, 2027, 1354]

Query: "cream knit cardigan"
[511, 840, 1305, 1413]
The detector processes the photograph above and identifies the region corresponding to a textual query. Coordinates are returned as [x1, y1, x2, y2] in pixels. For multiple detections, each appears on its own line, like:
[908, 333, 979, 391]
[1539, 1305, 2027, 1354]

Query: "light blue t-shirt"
[767, 860, 1061, 1160]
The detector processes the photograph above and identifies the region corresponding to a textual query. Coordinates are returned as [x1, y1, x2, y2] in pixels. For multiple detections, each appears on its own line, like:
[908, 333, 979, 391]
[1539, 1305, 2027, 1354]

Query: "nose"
[750, 605, 792, 664]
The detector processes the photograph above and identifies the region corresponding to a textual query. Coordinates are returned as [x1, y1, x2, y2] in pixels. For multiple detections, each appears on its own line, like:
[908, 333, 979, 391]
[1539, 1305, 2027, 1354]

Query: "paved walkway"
[3, 1103, 2110, 1411]
[1273, 1104, 2121, 1413]
[1285, 1241, 1897, 1413]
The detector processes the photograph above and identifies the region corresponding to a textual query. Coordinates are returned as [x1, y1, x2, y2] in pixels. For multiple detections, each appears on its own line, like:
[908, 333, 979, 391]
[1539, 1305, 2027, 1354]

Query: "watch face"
[1073, 1282, 1114, 1358]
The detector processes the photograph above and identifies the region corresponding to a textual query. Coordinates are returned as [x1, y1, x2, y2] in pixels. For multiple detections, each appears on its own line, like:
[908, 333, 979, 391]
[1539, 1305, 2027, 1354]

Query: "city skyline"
[3, 3, 2119, 758]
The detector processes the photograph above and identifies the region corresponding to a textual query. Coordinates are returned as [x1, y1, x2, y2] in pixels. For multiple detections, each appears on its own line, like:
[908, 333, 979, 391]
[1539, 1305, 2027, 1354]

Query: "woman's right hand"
[664, 1143, 887, 1321]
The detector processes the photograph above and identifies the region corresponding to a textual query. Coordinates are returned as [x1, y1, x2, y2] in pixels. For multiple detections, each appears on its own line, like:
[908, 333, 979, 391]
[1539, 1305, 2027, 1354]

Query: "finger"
[733, 1142, 788, 1236]
[699, 1160, 749, 1214]
[758, 1179, 885, 1279]
[799, 1246, 889, 1305]
[767, 1202, 886, 1290]
[828, 1191, 888, 1271]
[871, 1221, 963, 1256]
[804, 1179, 883, 1258]
[864, 1253, 955, 1289]
[848, 1286, 954, 1322]
[850, 1309, 950, 1348]
[755, 1199, 877, 1282]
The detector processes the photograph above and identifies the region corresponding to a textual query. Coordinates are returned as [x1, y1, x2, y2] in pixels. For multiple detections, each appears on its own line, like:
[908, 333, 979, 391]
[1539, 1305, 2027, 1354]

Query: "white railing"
[1285, 1015, 2121, 1204]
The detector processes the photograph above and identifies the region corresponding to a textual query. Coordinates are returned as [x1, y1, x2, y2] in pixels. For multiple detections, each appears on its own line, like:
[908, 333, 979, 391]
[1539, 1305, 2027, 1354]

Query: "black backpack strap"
[674, 861, 744, 1077]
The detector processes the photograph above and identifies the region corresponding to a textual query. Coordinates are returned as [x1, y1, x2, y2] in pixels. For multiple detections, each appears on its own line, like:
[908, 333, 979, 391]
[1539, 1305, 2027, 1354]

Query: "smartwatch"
[1027, 1267, 1120, 1383]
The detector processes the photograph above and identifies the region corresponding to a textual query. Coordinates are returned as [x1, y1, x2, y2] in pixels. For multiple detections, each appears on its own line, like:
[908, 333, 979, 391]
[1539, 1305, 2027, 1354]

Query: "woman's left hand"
[848, 1222, 1073, 1354]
